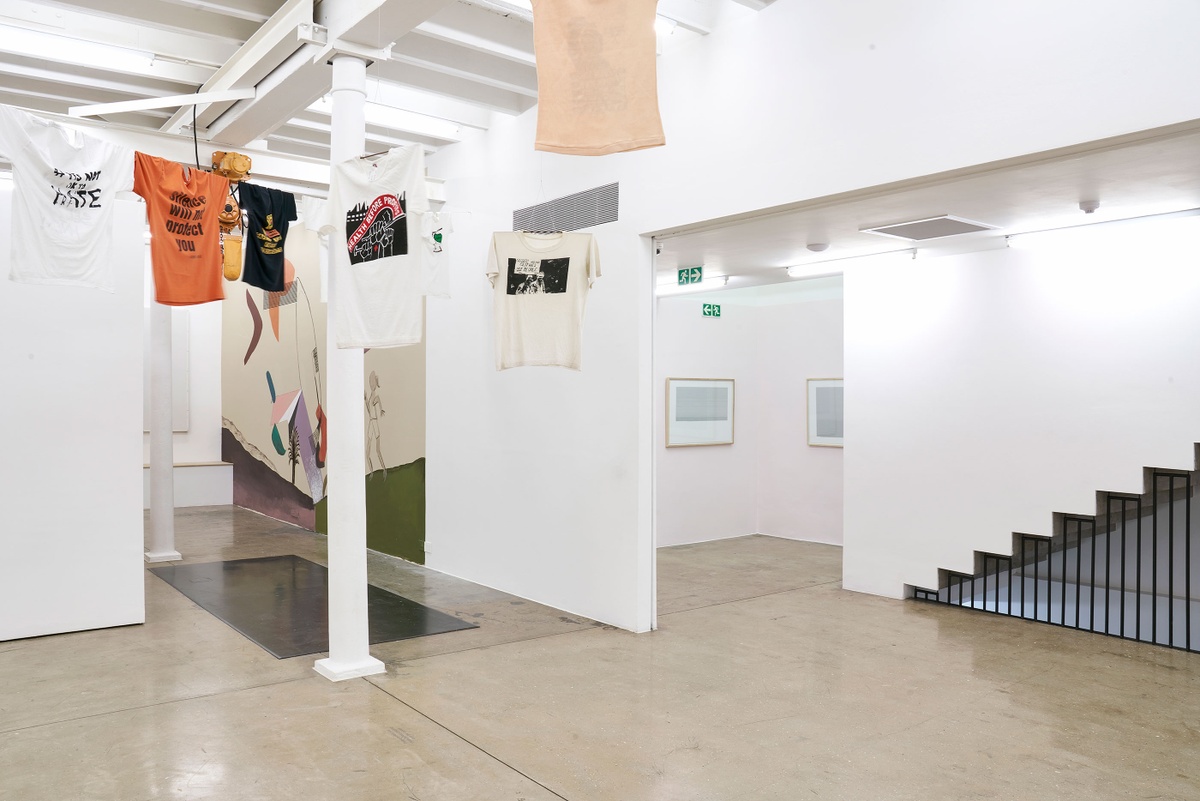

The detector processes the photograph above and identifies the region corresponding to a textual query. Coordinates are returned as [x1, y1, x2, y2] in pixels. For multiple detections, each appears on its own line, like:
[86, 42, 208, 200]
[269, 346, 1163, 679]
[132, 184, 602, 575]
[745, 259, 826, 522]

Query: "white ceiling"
[0, 0, 766, 163]
[653, 121, 1200, 287]
[8, 0, 1198, 273]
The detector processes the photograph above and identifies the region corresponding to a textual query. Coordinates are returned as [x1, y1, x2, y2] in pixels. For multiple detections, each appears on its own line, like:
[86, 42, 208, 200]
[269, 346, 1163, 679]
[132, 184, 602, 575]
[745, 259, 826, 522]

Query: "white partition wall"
[425, 0, 1200, 623]
[843, 218, 1200, 598]
[0, 191, 146, 640]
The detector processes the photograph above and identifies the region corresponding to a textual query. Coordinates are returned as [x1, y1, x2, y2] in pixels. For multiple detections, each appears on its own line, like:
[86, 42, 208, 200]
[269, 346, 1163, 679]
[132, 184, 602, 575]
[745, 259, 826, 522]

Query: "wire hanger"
[359, 149, 389, 160]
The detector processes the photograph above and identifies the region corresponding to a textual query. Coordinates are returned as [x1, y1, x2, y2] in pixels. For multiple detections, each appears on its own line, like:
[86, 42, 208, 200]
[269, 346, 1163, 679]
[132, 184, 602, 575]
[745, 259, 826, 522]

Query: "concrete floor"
[2, 506, 1199, 800]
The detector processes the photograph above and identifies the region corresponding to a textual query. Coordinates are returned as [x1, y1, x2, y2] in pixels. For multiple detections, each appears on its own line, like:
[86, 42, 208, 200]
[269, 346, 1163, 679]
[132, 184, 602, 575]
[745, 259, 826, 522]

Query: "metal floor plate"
[151, 555, 477, 659]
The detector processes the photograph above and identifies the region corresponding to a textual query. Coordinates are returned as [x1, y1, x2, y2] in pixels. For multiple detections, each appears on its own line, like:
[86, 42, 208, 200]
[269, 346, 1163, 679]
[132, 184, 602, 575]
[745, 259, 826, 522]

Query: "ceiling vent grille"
[861, 215, 997, 241]
[514, 182, 619, 232]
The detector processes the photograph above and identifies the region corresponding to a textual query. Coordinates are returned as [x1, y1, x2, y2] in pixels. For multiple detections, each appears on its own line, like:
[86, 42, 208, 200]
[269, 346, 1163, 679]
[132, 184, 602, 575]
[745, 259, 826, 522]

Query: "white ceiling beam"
[415, 1, 534, 66]
[321, 0, 455, 50]
[204, 43, 330, 145]
[655, 0, 716, 35]
[389, 32, 538, 96]
[0, 22, 214, 86]
[370, 58, 535, 115]
[0, 0, 237, 68]
[17, 105, 335, 191]
[160, 0, 314, 134]
[466, 0, 531, 23]
[0, 57, 192, 102]
[273, 119, 441, 154]
[0, 84, 167, 119]
[364, 77, 493, 129]
[0, 91, 170, 130]
[35, 0, 258, 41]
[155, 0, 276, 24]
[70, 88, 255, 119]
[726, 0, 774, 10]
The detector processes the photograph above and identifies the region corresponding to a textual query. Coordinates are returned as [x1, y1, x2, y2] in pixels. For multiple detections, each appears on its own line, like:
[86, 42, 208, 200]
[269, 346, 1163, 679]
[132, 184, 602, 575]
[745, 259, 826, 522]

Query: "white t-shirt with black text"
[0, 105, 134, 291]
[487, 231, 600, 370]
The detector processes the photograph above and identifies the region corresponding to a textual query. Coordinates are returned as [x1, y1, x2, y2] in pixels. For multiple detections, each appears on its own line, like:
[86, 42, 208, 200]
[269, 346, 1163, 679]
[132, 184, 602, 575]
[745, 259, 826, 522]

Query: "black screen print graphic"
[345, 193, 407, 264]
[506, 256, 569, 295]
[50, 167, 103, 209]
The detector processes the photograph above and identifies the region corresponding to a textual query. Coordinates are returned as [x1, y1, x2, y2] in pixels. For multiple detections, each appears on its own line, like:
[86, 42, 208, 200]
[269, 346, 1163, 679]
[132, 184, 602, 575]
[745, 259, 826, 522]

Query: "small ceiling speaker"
[806, 242, 830, 252]
[1079, 200, 1100, 214]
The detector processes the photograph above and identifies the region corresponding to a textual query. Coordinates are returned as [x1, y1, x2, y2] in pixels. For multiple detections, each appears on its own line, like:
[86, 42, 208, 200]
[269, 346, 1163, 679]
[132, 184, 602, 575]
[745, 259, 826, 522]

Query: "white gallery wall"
[140, 302, 223, 466]
[0, 189, 146, 640]
[843, 216, 1200, 598]
[140, 299, 230, 509]
[426, 0, 1200, 625]
[656, 280, 843, 548]
[656, 294, 759, 547]
[753, 289, 844, 545]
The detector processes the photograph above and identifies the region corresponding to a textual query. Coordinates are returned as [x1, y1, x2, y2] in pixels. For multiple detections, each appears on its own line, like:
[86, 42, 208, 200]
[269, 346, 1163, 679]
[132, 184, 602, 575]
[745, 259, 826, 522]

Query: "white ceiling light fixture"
[0, 24, 153, 73]
[786, 248, 916, 279]
[861, 215, 998, 241]
[806, 242, 829, 252]
[655, 274, 730, 296]
[306, 98, 462, 141]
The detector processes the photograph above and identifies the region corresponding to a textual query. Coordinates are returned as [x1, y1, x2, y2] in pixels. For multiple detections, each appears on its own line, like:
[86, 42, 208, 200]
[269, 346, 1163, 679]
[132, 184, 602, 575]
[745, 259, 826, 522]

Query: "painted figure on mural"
[365, 370, 386, 477]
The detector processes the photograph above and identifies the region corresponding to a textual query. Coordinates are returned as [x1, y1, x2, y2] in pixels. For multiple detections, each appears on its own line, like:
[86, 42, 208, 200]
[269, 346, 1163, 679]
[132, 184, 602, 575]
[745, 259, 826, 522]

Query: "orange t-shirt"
[134, 152, 229, 305]
[532, 0, 665, 156]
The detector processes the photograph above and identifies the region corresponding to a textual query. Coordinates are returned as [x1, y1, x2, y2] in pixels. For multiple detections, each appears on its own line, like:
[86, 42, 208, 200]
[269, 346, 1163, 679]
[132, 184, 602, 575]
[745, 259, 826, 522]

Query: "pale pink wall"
[655, 283, 843, 548]
[753, 298, 844, 544]
[655, 295, 759, 547]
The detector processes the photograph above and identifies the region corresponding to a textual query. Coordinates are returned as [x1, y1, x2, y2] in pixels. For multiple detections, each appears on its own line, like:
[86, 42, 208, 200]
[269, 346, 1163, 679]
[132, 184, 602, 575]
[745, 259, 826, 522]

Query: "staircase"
[913, 446, 1200, 653]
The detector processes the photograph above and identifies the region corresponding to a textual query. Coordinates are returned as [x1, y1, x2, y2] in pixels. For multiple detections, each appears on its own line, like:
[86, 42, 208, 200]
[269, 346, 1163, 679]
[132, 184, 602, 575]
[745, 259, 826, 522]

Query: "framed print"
[807, 378, 844, 447]
[666, 378, 735, 447]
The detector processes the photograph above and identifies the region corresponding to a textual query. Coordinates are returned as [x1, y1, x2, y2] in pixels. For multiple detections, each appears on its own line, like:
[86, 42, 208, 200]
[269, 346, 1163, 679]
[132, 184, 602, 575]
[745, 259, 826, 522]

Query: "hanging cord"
[192, 103, 200, 169]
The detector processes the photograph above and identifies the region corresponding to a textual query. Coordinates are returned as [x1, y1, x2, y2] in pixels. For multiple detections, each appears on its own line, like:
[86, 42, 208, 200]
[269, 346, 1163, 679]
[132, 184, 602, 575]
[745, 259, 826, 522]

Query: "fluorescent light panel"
[306, 97, 461, 140]
[0, 24, 152, 72]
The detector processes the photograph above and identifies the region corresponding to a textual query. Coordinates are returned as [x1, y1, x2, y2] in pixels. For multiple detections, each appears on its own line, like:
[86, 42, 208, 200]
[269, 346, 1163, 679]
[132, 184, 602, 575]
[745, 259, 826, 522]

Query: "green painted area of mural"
[271, 425, 286, 455]
[315, 458, 425, 565]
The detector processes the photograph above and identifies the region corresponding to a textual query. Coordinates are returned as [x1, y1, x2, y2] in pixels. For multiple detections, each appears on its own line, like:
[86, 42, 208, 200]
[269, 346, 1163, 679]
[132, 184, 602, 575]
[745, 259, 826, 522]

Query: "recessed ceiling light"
[861, 215, 998, 241]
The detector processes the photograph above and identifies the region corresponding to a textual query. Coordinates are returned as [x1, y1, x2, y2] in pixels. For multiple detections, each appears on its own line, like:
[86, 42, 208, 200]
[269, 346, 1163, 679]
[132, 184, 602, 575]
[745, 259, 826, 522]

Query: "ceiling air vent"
[860, 215, 997, 241]
[514, 183, 619, 232]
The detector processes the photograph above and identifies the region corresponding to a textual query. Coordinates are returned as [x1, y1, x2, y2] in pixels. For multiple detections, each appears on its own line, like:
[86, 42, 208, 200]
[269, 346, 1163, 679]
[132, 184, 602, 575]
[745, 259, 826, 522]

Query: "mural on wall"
[221, 217, 427, 561]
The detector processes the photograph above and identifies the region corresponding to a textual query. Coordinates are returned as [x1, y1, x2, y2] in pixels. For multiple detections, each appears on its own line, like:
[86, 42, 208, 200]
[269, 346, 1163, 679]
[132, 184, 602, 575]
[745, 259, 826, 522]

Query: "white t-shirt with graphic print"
[320, 146, 432, 348]
[487, 231, 600, 371]
[0, 105, 134, 291]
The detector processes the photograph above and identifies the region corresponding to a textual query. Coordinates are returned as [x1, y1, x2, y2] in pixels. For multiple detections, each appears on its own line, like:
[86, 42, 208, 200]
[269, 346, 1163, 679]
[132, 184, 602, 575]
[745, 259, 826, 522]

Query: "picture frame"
[807, 378, 844, 447]
[666, 378, 735, 447]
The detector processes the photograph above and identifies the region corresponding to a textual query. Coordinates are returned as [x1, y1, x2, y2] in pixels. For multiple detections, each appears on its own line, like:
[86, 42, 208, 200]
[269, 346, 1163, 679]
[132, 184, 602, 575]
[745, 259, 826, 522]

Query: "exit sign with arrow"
[677, 266, 703, 285]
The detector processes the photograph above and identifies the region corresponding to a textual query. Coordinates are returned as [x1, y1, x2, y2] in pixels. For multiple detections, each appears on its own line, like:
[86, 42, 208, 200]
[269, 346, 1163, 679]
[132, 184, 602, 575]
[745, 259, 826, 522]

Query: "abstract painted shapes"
[263, 259, 298, 341]
[244, 290, 263, 365]
[266, 380, 323, 503]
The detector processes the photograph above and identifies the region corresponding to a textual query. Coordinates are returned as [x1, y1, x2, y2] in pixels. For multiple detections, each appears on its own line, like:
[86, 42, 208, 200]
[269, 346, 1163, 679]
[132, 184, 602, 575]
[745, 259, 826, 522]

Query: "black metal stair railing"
[913, 466, 1197, 653]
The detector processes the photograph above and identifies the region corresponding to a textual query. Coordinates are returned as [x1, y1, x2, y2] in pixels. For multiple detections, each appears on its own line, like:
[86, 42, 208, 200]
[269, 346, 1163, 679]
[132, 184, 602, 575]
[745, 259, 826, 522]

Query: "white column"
[314, 53, 385, 681]
[145, 301, 181, 562]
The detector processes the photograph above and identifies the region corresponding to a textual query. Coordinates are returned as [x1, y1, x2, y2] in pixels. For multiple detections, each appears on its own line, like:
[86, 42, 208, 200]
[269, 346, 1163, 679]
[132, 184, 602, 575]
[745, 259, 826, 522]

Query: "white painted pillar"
[145, 301, 181, 562]
[314, 53, 384, 682]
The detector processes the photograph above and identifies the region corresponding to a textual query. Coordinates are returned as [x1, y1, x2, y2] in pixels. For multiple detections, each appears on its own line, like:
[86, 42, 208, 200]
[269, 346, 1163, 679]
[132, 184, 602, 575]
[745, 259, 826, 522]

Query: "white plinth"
[314, 656, 386, 682]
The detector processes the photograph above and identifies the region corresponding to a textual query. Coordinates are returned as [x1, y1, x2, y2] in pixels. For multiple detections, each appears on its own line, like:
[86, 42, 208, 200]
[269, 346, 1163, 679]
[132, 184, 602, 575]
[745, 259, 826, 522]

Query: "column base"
[314, 655, 386, 682]
[145, 550, 182, 563]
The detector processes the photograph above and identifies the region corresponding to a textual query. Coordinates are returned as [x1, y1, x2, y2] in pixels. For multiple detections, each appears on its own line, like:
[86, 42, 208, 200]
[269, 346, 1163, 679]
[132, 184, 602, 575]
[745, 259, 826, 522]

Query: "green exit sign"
[677, 266, 703, 285]
[703, 303, 721, 318]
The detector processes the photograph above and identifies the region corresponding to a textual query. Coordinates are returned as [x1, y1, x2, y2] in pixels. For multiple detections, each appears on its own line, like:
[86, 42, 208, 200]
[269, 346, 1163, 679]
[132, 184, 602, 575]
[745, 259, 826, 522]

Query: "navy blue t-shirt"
[238, 182, 297, 292]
